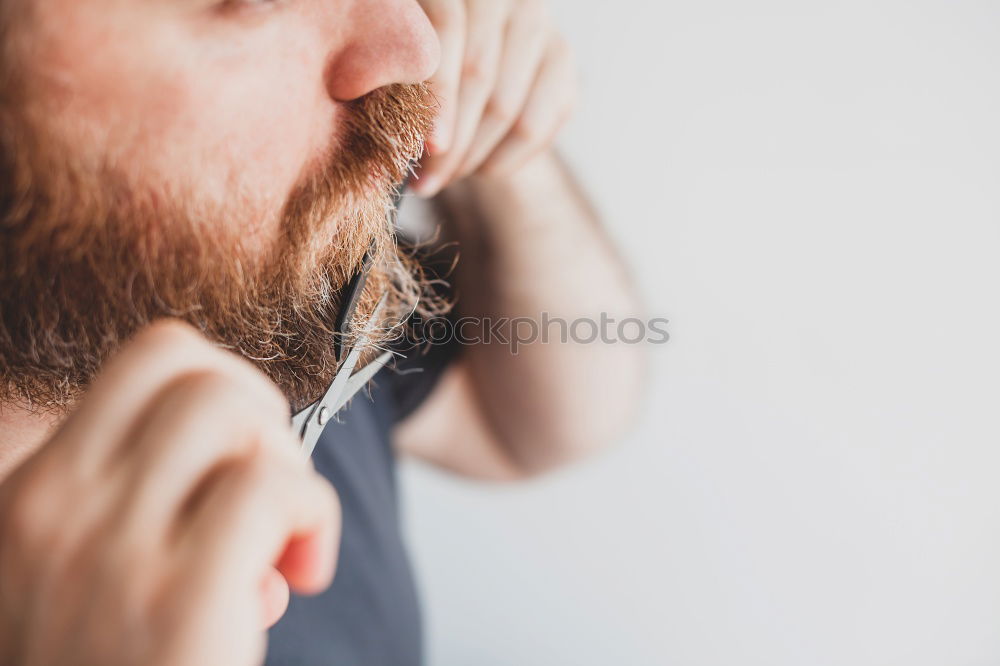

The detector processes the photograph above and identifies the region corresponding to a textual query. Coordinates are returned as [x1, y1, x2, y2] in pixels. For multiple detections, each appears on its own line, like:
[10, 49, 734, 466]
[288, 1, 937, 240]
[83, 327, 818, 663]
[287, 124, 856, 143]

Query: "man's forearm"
[436, 150, 646, 473]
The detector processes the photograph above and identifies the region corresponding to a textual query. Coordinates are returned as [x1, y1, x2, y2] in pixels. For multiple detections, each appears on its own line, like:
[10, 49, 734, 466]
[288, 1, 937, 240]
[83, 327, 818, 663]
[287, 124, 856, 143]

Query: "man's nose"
[325, 0, 441, 102]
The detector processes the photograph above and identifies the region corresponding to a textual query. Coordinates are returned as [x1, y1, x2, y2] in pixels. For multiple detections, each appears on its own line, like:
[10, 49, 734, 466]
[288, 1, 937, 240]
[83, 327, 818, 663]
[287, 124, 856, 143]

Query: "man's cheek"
[204, 105, 329, 212]
[186, 53, 330, 190]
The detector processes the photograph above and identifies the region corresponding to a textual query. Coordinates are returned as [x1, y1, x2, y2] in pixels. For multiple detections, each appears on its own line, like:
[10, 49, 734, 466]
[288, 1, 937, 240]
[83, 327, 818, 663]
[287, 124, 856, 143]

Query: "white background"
[401, 1, 1000, 664]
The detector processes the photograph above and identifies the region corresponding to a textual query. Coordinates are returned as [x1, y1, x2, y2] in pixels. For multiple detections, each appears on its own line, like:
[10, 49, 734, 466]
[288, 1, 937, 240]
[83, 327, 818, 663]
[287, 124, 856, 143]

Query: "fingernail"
[425, 138, 443, 157]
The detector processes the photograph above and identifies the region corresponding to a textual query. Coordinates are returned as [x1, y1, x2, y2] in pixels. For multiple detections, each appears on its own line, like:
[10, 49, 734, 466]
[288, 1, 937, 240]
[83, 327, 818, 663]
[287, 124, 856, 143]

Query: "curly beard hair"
[0, 82, 450, 413]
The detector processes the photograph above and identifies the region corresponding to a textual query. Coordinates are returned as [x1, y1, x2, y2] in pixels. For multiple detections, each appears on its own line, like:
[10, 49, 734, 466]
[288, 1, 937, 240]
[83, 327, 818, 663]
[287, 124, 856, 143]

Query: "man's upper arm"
[393, 358, 526, 482]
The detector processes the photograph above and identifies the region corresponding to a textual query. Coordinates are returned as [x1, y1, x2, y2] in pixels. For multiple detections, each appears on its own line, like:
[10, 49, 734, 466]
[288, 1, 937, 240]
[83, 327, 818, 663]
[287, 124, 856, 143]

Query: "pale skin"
[0, 0, 643, 663]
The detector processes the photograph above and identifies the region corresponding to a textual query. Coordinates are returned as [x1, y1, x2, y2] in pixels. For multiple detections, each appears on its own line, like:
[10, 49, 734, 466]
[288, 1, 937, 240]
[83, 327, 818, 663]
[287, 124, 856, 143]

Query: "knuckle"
[461, 55, 495, 88]
[165, 367, 286, 424]
[512, 117, 544, 144]
[166, 369, 239, 404]
[135, 322, 288, 419]
[159, 370, 254, 424]
[485, 96, 519, 126]
[133, 319, 206, 353]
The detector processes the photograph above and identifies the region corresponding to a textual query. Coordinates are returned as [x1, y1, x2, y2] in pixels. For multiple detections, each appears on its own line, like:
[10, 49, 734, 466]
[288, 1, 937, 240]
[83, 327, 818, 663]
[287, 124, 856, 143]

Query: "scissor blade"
[331, 350, 394, 414]
[295, 294, 390, 457]
[291, 327, 370, 438]
[290, 401, 316, 436]
[298, 339, 367, 457]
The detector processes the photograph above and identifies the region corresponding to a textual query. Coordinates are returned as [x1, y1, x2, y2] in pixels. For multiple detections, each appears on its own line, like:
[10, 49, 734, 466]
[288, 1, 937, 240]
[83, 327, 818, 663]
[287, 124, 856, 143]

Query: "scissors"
[290, 204, 402, 458]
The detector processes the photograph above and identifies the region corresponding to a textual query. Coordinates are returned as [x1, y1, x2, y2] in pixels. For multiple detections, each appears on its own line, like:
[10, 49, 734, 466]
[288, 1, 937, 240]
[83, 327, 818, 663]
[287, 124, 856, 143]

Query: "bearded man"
[0, 0, 643, 664]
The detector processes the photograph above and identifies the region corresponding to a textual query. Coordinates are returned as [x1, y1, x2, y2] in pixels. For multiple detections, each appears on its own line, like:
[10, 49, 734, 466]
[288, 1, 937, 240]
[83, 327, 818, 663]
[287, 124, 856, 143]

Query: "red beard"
[0, 83, 448, 412]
